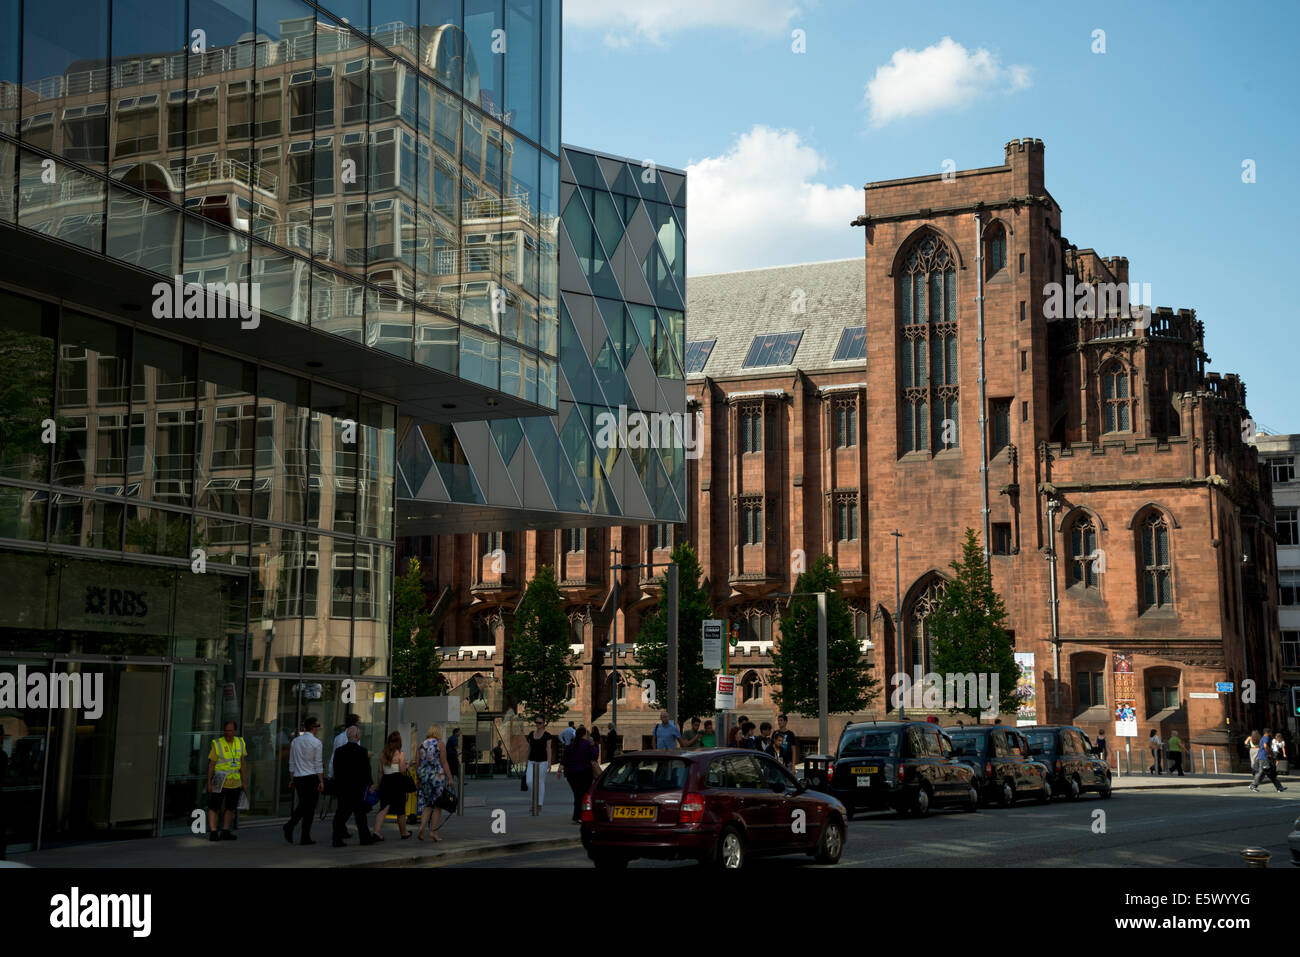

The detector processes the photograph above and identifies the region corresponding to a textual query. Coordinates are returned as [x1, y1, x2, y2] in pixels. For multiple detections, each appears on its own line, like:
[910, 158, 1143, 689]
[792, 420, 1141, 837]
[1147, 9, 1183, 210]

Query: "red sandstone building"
[407, 140, 1285, 766]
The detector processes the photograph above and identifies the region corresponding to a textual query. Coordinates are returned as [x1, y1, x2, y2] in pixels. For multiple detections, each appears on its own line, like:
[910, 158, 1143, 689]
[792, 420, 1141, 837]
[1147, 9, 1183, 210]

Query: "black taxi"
[827, 720, 978, 817]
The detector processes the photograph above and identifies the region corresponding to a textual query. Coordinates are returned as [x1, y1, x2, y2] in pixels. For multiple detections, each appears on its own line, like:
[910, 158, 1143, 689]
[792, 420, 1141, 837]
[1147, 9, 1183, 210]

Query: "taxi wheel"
[999, 779, 1016, 807]
[1067, 776, 1083, 801]
[962, 784, 979, 812]
[714, 826, 746, 870]
[914, 785, 932, 817]
[1098, 781, 1113, 799]
[814, 816, 845, 865]
[1036, 780, 1052, 803]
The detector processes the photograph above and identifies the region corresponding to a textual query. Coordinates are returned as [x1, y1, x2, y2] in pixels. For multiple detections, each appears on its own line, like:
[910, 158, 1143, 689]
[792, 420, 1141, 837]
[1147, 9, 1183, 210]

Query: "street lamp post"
[892, 530, 904, 719]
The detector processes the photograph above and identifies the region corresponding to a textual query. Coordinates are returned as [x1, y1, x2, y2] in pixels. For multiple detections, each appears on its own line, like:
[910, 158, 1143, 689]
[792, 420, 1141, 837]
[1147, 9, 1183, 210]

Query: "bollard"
[1213, 750, 1218, 775]
[1240, 847, 1270, 868]
[1201, 748, 1206, 775]
[457, 757, 464, 816]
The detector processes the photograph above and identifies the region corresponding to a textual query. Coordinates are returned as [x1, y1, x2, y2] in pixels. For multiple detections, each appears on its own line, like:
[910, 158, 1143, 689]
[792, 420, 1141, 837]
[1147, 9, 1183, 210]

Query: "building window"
[1102, 363, 1132, 432]
[1139, 513, 1172, 610]
[652, 523, 673, 550]
[836, 500, 859, 542]
[741, 407, 763, 453]
[835, 404, 857, 448]
[1283, 631, 1300, 669]
[564, 681, 577, 704]
[744, 611, 772, 643]
[985, 222, 1007, 278]
[1070, 516, 1099, 588]
[1076, 670, 1105, 710]
[1280, 571, 1300, 606]
[741, 671, 764, 703]
[743, 331, 802, 368]
[565, 527, 585, 554]
[833, 326, 867, 362]
[1148, 682, 1179, 713]
[992, 523, 1012, 555]
[1019, 252, 1025, 273]
[741, 502, 764, 545]
[898, 233, 957, 454]
[1278, 508, 1299, 546]
[684, 339, 715, 374]
[906, 577, 947, 675]
[1270, 455, 1296, 485]
[991, 399, 1011, 455]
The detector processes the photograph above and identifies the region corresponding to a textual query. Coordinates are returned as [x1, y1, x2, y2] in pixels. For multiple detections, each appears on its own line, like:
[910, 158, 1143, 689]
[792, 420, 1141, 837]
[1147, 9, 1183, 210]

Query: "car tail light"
[827, 764, 835, 783]
[985, 762, 993, 779]
[1055, 759, 1064, 774]
[680, 792, 705, 826]
[580, 793, 594, 823]
[896, 763, 905, 784]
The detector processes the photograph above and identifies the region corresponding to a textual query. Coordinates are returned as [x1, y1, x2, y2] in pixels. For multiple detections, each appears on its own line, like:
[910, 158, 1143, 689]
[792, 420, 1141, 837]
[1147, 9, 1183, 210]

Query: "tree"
[504, 565, 575, 724]
[391, 558, 443, 698]
[770, 554, 879, 717]
[927, 529, 1021, 722]
[630, 542, 714, 722]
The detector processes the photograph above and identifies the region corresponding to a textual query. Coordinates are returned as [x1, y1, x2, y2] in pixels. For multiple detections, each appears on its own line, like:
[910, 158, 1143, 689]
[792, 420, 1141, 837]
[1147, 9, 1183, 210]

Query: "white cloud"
[864, 37, 1031, 127]
[564, 0, 800, 46]
[684, 126, 861, 275]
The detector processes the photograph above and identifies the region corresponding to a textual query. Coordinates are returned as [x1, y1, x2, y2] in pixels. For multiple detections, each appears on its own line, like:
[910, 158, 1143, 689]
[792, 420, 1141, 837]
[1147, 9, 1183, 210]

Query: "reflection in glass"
[0, 292, 55, 483]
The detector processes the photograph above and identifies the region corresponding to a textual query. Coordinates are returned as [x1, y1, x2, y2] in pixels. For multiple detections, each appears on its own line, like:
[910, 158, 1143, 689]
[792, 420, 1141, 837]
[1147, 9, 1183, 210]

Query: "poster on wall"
[1113, 652, 1138, 736]
[1014, 652, 1037, 726]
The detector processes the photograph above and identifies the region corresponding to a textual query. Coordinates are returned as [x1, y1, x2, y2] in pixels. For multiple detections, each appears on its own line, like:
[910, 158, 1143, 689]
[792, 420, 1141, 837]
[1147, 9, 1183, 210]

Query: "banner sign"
[1113, 653, 1138, 737]
[702, 620, 723, 670]
[1014, 652, 1036, 726]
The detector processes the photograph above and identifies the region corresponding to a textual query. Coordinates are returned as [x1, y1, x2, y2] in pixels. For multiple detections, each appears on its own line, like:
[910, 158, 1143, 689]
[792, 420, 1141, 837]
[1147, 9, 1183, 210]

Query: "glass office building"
[0, 0, 560, 850]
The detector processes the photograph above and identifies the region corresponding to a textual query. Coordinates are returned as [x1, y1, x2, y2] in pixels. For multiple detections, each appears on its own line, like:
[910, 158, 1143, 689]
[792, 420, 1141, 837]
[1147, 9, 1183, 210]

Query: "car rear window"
[1025, 732, 1056, 751]
[838, 729, 899, 756]
[600, 756, 690, 792]
[949, 734, 986, 755]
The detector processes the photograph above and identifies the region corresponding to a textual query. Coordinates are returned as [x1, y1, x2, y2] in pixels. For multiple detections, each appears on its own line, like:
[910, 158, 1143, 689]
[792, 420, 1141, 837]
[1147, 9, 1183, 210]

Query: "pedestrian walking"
[729, 716, 751, 748]
[1273, 731, 1288, 775]
[1167, 730, 1185, 776]
[371, 731, 411, 841]
[446, 727, 461, 782]
[1093, 728, 1108, 766]
[284, 716, 324, 845]
[525, 718, 554, 807]
[331, 726, 377, 847]
[652, 710, 682, 750]
[590, 724, 602, 760]
[1147, 729, 1163, 775]
[1245, 730, 1261, 768]
[1250, 729, 1287, 793]
[738, 721, 758, 749]
[699, 719, 717, 748]
[329, 713, 362, 778]
[560, 725, 600, 823]
[604, 723, 619, 761]
[206, 721, 249, 842]
[756, 722, 777, 756]
[416, 723, 453, 840]
[680, 717, 702, 749]
[773, 714, 798, 769]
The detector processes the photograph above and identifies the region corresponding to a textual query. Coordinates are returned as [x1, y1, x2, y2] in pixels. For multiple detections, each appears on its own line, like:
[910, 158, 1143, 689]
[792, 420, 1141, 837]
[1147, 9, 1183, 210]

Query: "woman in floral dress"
[416, 723, 452, 841]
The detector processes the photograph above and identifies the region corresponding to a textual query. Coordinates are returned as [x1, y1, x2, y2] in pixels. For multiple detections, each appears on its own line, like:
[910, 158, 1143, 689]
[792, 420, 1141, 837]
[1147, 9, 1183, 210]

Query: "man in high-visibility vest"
[207, 720, 250, 842]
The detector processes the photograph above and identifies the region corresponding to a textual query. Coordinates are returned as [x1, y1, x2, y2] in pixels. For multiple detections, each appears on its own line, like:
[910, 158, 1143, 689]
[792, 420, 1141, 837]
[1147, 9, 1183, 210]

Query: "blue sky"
[562, 0, 1300, 433]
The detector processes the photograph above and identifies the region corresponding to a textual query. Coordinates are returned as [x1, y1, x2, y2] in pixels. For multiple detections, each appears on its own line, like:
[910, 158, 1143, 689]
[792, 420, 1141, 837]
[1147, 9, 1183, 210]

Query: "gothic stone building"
[412, 140, 1284, 765]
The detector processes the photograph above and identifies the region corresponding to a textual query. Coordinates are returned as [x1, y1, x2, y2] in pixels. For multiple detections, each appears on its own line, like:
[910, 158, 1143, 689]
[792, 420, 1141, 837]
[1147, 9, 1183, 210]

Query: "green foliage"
[505, 565, 575, 724]
[391, 558, 443, 698]
[630, 542, 715, 722]
[927, 529, 1020, 721]
[771, 555, 879, 717]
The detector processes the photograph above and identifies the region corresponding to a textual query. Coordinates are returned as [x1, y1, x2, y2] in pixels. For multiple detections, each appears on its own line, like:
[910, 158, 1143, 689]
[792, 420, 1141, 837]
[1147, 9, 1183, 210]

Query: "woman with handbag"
[371, 731, 412, 841]
[416, 723, 453, 841]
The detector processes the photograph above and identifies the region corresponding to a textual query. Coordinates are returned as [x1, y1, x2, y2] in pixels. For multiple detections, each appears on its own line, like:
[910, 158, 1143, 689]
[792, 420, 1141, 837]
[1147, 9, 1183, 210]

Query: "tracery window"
[899, 234, 958, 453]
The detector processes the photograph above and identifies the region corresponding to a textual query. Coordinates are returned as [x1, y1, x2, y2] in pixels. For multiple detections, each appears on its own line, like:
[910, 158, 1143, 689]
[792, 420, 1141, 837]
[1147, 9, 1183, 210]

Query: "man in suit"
[331, 726, 377, 847]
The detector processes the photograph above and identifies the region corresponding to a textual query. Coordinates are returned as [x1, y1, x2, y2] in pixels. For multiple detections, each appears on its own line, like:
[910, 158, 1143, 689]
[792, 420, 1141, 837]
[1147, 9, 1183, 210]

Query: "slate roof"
[684, 258, 866, 380]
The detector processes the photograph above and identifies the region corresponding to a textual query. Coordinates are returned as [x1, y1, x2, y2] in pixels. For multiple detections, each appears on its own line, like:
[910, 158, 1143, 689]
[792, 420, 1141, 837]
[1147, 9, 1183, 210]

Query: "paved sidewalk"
[1110, 772, 1262, 790]
[14, 774, 584, 869]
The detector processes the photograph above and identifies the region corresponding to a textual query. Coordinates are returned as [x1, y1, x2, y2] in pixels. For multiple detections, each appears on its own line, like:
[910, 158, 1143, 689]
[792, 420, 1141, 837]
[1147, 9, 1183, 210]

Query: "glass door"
[40, 661, 168, 847]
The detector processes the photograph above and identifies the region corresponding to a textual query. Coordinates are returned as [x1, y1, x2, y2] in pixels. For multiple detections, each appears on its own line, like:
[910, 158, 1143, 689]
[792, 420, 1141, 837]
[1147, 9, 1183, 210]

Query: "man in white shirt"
[558, 721, 576, 760]
[285, 716, 325, 845]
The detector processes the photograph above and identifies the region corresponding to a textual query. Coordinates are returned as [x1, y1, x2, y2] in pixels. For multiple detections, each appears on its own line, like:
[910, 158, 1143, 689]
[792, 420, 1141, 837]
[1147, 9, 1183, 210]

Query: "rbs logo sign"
[84, 586, 149, 617]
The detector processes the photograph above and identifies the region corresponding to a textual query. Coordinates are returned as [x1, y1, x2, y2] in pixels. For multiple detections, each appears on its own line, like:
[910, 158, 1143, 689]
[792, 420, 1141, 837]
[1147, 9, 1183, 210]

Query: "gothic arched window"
[1070, 515, 1099, 588]
[1139, 511, 1172, 611]
[906, 577, 947, 674]
[985, 221, 1007, 278]
[899, 234, 958, 454]
[1102, 362, 1132, 433]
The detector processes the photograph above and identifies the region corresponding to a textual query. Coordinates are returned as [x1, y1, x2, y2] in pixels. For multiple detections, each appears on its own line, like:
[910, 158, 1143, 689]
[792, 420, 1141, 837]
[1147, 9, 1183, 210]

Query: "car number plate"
[851, 766, 879, 774]
[856, 777, 871, 788]
[611, 806, 656, 821]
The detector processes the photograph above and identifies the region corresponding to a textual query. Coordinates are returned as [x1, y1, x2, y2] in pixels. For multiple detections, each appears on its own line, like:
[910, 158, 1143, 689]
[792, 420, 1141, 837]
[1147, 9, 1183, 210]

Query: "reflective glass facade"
[0, 0, 560, 406]
[397, 145, 687, 527]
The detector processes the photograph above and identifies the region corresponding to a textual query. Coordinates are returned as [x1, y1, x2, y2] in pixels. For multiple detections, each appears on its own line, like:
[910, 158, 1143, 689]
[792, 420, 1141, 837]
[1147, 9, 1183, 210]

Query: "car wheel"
[963, 784, 979, 812]
[814, 816, 845, 865]
[1037, 780, 1052, 803]
[1067, 776, 1082, 801]
[589, 852, 627, 870]
[999, 779, 1015, 808]
[914, 785, 932, 817]
[1098, 781, 1112, 799]
[713, 826, 745, 870]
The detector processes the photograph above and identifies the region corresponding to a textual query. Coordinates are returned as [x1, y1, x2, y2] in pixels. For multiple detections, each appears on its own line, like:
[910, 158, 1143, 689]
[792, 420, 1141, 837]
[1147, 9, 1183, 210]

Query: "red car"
[580, 748, 848, 870]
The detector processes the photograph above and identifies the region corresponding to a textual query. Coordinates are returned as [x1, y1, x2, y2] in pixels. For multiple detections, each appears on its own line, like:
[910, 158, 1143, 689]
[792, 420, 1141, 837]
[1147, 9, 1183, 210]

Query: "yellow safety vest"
[211, 736, 246, 788]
